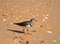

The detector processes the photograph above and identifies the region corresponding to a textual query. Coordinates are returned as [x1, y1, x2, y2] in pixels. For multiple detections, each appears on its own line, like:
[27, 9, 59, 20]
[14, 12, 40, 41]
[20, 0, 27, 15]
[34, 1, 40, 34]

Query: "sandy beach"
[0, 0, 60, 44]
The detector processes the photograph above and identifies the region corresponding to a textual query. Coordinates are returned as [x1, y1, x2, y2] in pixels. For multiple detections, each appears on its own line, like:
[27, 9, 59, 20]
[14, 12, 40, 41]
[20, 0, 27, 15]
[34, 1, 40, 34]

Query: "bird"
[14, 18, 36, 34]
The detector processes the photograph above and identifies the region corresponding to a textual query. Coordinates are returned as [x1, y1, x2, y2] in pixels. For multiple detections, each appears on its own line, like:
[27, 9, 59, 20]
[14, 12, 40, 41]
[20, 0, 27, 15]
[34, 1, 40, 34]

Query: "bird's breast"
[30, 23, 34, 26]
[26, 25, 31, 28]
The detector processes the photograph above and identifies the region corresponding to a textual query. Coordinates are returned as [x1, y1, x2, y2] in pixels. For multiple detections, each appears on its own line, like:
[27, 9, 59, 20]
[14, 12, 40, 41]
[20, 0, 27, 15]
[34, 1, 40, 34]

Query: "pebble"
[3, 19, 7, 21]
[42, 19, 46, 22]
[52, 40, 57, 42]
[46, 14, 49, 16]
[46, 31, 53, 34]
[44, 17, 48, 19]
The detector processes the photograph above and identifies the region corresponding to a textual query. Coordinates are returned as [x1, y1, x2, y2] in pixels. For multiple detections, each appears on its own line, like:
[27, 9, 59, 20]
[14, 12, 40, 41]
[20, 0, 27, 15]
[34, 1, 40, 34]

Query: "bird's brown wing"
[14, 21, 30, 26]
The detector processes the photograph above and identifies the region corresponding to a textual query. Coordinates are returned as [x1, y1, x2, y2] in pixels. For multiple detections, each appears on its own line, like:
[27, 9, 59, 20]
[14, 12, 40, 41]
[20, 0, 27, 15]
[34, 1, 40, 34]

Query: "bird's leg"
[23, 29, 25, 33]
[23, 28, 27, 35]
[27, 29, 31, 35]
[27, 29, 32, 35]
[27, 29, 29, 34]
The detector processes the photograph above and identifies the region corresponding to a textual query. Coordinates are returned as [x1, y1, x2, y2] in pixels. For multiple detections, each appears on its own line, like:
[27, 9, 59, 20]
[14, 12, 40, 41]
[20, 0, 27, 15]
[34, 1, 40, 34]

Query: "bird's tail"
[13, 23, 18, 25]
[14, 23, 20, 25]
[14, 23, 17, 24]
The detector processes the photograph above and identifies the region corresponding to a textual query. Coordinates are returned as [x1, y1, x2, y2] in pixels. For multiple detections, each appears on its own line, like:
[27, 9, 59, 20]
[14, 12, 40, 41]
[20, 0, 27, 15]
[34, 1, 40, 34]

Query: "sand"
[0, 0, 60, 44]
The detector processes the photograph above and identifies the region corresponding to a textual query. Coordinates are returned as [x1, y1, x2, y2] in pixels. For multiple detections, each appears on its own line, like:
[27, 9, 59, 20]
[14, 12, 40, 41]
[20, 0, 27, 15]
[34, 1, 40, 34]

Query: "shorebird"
[14, 18, 36, 34]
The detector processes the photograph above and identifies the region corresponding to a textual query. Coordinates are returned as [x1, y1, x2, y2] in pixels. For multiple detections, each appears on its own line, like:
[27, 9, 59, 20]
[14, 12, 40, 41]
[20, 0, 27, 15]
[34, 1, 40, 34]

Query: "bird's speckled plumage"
[14, 18, 36, 28]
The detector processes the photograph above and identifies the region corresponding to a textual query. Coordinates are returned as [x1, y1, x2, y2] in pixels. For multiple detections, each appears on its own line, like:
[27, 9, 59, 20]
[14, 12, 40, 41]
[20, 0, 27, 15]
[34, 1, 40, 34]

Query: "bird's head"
[30, 18, 37, 23]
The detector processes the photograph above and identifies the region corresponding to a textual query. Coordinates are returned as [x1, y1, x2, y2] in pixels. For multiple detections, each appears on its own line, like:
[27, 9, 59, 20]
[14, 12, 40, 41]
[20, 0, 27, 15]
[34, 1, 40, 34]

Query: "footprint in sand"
[13, 37, 22, 43]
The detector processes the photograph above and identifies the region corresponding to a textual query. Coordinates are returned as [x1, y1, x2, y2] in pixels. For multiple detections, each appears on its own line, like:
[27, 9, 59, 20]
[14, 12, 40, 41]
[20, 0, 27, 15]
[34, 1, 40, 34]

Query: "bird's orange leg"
[23, 29, 27, 35]
[27, 29, 29, 34]
[23, 29, 25, 33]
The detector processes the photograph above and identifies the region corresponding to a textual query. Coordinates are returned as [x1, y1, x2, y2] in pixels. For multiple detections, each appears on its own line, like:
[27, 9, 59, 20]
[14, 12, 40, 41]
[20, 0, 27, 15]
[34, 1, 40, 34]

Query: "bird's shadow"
[7, 29, 24, 34]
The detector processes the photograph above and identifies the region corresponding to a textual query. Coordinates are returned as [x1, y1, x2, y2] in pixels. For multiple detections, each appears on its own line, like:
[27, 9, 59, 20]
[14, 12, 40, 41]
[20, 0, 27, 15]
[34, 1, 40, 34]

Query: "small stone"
[46, 31, 53, 34]
[42, 19, 46, 21]
[3, 19, 7, 21]
[44, 17, 48, 19]
[52, 40, 57, 42]
[46, 14, 49, 16]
